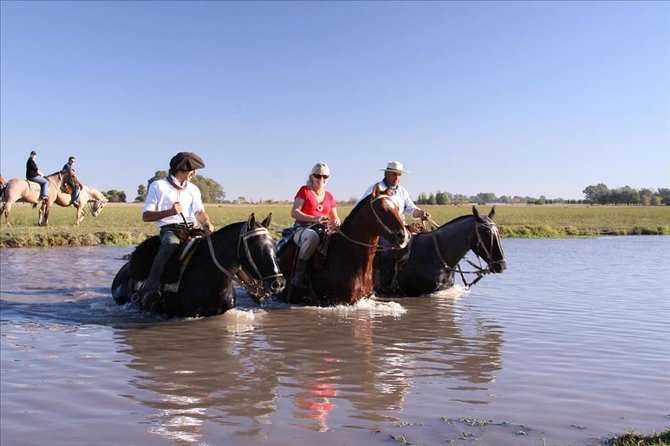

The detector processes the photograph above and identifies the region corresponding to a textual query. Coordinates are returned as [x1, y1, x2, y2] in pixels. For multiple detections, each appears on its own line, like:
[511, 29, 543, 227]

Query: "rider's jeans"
[143, 229, 181, 294]
[29, 176, 49, 197]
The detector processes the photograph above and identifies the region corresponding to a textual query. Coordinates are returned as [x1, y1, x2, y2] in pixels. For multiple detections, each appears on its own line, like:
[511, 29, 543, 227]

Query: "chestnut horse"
[0, 170, 77, 226]
[276, 184, 410, 306]
[374, 206, 507, 297]
[111, 213, 286, 318]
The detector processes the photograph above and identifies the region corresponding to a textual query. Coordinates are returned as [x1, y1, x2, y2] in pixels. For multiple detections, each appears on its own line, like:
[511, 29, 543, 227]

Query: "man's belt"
[160, 223, 193, 232]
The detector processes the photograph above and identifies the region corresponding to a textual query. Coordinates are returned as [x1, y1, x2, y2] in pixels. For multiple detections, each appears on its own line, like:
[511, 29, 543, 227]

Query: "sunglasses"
[312, 174, 329, 179]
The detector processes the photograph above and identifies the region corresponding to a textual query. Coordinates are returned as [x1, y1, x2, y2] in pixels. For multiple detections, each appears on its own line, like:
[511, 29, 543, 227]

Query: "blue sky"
[1, 1, 668, 202]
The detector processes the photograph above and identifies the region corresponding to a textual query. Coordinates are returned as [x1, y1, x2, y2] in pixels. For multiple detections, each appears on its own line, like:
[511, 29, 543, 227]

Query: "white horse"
[54, 185, 108, 225]
[1, 170, 76, 226]
[1, 174, 107, 225]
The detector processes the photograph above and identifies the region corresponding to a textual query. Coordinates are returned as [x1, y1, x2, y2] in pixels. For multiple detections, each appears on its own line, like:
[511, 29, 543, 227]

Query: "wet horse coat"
[277, 185, 410, 306]
[112, 213, 286, 318]
[374, 206, 507, 297]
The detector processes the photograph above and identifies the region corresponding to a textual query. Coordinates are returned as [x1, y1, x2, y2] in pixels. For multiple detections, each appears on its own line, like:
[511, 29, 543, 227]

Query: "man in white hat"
[359, 160, 430, 224]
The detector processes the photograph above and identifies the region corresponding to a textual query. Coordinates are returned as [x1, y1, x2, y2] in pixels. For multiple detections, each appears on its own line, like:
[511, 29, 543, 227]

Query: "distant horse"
[276, 185, 410, 306]
[53, 185, 108, 225]
[374, 206, 507, 297]
[0, 170, 77, 226]
[111, 213, 286, 318]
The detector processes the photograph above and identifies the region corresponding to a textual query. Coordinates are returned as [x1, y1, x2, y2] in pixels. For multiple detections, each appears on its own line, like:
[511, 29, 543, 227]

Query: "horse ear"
[247, 213, 256, 227]
[261, 213, 272, 228]
[472, 205, 480, 218]
[372, 183, 381, 198]
[488, 206, 495, 219]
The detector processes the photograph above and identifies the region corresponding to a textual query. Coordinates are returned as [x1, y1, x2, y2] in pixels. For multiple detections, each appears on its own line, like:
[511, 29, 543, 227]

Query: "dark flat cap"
[169, 152, 205, 172]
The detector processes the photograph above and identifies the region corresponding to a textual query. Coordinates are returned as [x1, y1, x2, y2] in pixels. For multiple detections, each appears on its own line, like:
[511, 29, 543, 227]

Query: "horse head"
[238, 213, 286, 298]
[471, 206, 507, 273]
[368, 184, 410, 249]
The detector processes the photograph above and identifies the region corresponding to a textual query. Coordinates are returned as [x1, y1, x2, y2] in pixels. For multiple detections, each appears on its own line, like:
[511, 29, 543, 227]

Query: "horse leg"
[39, 200, 51, 226]
[75, 206, 84, 225]
[0, 201, 11, 226]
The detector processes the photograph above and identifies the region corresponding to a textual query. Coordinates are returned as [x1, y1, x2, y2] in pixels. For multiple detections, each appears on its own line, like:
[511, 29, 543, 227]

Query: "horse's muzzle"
[492, 260, 507, 273]
[265, 275, 286, 295]
[392, 228, 410, 250]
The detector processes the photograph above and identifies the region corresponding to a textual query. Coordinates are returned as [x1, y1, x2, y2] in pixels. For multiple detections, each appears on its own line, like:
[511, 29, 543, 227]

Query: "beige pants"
[293, 227, 320, 261]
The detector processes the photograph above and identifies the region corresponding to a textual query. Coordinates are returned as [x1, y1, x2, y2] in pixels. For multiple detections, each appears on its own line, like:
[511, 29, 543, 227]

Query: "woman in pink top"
[290, 162, 341, 288]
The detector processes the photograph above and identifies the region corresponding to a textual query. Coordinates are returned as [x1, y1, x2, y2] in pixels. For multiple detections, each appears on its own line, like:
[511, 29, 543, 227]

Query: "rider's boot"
[291, 259, 309, 289]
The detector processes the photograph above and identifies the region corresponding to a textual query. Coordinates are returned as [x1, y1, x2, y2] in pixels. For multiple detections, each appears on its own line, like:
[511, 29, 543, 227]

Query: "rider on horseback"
[289, 162, 341, 289]
[140, 152, 214, 307]
[360, 161, 430, 225]
[62, 156, 81, 207]
[26, 150, 49, 201]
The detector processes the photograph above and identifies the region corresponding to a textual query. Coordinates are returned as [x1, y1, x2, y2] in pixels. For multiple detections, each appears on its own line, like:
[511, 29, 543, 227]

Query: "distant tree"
[104, 189, 127, 202]
[435, 191, 450, 205]
[658, 188, 670, 205]
[135, 184, 147, 202]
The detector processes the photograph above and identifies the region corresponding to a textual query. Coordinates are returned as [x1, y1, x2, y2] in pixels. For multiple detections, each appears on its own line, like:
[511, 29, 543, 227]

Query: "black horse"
[374, 206, 507, 297]
[111, 213, 286, 317]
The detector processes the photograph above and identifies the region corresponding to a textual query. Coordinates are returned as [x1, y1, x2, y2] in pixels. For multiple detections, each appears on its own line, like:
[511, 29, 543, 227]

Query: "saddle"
[130, 228, 206, 285]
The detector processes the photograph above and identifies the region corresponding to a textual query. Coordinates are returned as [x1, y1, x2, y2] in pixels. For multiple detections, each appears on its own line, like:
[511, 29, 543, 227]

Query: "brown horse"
[0, 170, 77, 226]
[276, 184, 410, 306]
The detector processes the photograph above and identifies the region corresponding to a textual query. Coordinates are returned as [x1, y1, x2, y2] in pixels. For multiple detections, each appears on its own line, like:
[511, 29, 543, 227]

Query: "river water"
[1, 236, 669, 446]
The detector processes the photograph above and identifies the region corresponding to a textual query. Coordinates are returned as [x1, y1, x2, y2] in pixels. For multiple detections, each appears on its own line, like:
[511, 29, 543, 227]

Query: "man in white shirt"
[359, 160, 430, 224]
[141, 152, 214, 306]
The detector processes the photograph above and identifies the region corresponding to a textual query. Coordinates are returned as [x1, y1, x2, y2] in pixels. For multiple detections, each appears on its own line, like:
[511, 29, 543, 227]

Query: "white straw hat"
[381, 160, 409, 174]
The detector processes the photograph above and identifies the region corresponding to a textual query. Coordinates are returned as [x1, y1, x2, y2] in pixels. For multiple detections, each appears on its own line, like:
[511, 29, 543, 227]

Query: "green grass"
[1, 203, 669, 247]
[604, 429, 670, 446]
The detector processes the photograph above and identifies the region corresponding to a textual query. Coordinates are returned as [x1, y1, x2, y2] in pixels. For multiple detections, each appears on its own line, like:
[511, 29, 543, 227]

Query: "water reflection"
[113, 291, 503, 442]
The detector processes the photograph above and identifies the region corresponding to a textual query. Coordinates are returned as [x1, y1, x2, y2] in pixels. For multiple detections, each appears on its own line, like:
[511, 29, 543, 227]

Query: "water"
[1, 237, 669, 446]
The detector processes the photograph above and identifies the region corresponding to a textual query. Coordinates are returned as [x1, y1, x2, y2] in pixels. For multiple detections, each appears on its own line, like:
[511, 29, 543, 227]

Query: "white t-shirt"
[143, 176, 205, 228]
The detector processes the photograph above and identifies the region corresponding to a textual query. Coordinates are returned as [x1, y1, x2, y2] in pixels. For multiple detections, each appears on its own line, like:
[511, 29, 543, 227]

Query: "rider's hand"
[172, 202, 183, 215]
[203, 221, 214, 235]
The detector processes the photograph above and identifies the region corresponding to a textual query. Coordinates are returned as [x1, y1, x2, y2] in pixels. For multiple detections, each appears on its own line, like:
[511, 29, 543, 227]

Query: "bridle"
[206, 222, 283, 297]
[427, 216, 506, 289]
[331, 194, 408, 251]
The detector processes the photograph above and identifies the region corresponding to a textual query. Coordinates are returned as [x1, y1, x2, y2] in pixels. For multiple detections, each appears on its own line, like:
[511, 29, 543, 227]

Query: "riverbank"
[1, 203, 668, 248]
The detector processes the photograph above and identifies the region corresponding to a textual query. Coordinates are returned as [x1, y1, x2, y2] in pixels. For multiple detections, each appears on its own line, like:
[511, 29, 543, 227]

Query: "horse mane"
[443, 214, 473, 226]
[85, 186, 106, 201]
[340, 194, 371, 230]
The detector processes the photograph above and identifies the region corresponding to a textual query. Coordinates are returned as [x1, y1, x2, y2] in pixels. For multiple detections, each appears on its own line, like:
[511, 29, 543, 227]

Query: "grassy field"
[0, 202, 669, 247]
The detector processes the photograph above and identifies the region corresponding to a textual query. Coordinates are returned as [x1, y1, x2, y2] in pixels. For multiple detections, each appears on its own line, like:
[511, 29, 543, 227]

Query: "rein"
[426, 217, 505, 289]
[205, 224, 283, 298]
[331, 195, 405, 252]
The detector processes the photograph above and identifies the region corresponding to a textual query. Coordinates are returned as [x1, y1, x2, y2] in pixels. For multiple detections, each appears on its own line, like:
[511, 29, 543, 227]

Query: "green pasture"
[0, 203, 668, 247]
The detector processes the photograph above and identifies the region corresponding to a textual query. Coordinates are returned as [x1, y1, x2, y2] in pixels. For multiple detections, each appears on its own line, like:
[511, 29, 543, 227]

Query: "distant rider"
[62, 156, 81, 207]
[26, 150, 49, 201]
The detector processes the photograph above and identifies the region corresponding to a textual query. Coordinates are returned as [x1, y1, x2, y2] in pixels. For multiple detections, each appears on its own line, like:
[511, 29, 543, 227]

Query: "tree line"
[415, 185, 670, 206]
[101, 177, 669, 206]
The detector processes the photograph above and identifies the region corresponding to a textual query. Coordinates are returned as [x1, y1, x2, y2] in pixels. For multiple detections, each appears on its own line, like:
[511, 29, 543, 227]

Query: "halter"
[427, 216, 506, 289]
[331, 194, 407, 251]
[206, 223, 283, 297]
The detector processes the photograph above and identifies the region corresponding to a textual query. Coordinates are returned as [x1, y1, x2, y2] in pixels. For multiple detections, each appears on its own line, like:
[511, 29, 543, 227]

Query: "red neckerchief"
[167, 175, 187, 191]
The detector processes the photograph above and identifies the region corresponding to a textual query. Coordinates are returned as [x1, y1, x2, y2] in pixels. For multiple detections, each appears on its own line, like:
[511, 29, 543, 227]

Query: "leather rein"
[330, 194, 407, 251]
[206, 223, 283, 298]
[424, 217, 506, 289]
